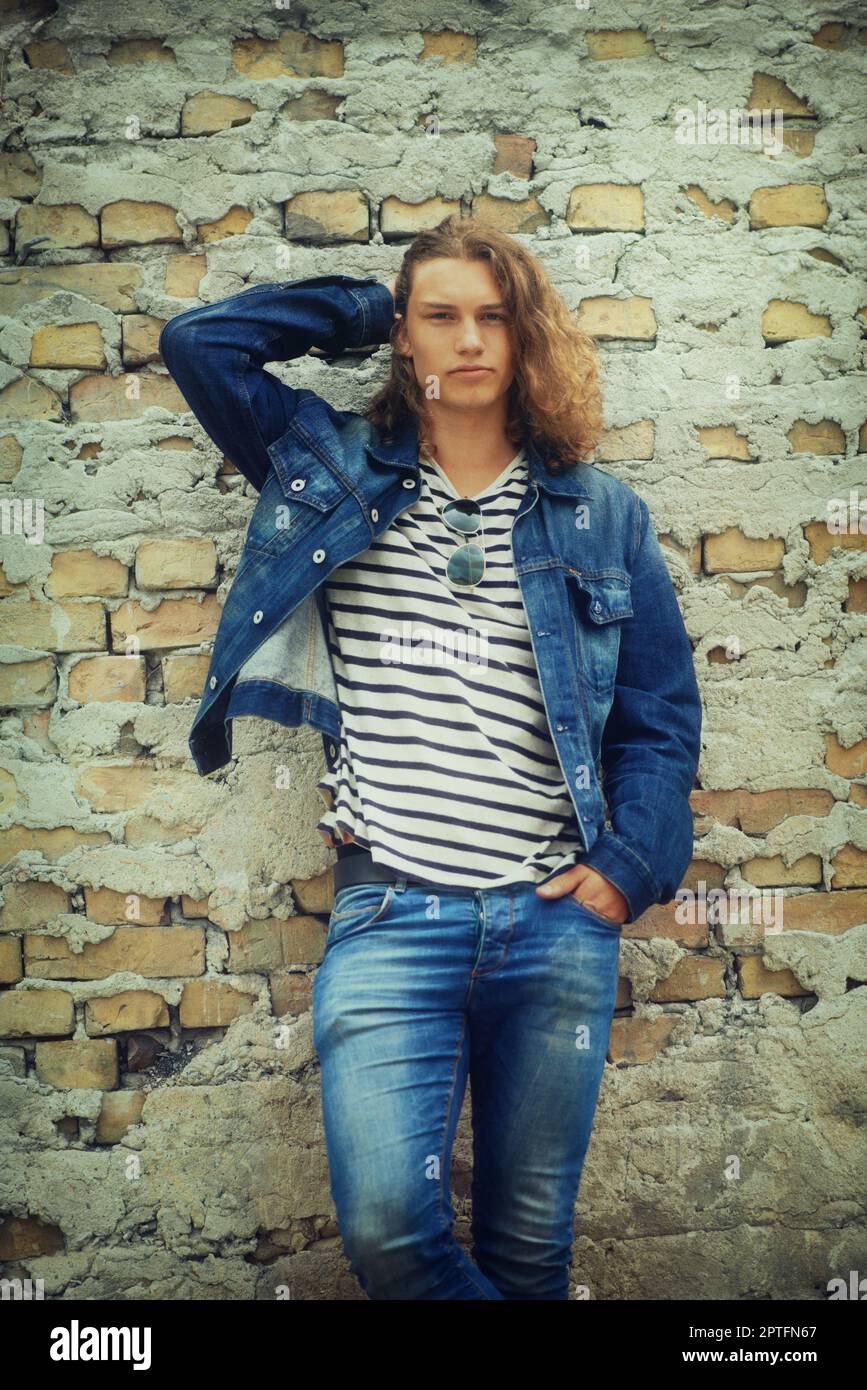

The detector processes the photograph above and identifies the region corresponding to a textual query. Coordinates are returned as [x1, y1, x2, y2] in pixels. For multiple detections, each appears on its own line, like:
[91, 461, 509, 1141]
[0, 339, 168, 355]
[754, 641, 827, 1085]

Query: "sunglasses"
[440, 497, 485, 588]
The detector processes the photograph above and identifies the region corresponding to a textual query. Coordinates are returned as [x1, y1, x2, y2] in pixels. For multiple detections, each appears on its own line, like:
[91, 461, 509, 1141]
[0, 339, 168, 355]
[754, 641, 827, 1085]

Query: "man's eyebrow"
[418, 300, 508, 310]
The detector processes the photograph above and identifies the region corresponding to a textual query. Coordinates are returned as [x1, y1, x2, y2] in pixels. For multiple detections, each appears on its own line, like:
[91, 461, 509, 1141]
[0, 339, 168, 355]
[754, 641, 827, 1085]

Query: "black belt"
[333, 842, 434, 892]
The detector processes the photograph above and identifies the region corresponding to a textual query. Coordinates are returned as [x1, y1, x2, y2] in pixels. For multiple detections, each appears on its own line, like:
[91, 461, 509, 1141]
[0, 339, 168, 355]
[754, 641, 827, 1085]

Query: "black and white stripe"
[315, 447, 583, 887]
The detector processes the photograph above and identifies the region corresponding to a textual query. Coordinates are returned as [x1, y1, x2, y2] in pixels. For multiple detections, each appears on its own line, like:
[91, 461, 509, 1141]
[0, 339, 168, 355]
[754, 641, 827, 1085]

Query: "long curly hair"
[364, 215, 604, 474]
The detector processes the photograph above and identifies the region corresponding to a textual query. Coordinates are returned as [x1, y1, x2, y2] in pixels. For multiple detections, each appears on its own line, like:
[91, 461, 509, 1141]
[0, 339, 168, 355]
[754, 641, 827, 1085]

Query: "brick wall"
[0, 4, 865, 1300]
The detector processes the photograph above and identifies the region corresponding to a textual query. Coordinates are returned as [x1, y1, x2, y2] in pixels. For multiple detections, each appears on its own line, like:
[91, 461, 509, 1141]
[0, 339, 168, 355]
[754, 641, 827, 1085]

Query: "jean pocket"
[326, 882, 394, 945]
[562, 890, 625, 931]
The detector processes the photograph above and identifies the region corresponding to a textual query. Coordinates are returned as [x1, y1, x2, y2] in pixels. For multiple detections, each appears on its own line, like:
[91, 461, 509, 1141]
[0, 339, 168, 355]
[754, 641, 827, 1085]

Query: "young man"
[160, 216, 702, 1300]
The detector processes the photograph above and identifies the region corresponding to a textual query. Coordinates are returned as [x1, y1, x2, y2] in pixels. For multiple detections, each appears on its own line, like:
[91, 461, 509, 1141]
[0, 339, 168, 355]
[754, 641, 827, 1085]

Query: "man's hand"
[535, 864, 629, 924]
[383, 273, 401, 318]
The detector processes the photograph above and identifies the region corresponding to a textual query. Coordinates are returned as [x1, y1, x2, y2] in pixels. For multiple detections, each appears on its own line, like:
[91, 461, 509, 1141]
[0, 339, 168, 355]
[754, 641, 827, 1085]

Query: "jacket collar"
[364, 414, 594, 497]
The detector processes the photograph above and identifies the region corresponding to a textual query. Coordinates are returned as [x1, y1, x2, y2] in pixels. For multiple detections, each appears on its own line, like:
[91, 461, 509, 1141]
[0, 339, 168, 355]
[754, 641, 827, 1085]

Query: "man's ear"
[392, 316, 411, 358]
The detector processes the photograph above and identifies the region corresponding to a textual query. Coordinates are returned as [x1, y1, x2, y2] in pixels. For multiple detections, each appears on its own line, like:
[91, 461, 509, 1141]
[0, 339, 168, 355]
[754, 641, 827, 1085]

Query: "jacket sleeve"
[158, 275, 396, 492]
[581, 496, 703, 923]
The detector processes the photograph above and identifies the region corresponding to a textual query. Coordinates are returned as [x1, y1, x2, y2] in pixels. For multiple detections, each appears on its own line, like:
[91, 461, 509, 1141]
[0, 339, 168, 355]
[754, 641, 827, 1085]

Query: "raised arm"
[581, 496, 703, 922]
[158, 274, 396, 491]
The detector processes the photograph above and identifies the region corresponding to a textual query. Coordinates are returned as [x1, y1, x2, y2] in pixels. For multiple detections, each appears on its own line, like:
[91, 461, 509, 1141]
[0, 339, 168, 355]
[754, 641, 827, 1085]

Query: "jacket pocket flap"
[567, 571, 633, 623]
[268, 416, 349, 511]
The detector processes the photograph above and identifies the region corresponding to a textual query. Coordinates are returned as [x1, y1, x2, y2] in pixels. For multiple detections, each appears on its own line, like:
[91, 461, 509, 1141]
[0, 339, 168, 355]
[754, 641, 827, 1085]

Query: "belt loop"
[394, 876, 408, 895]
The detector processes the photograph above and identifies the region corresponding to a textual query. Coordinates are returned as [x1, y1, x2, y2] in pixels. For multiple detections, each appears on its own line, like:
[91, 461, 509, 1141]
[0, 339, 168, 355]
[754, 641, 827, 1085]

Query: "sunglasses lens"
[447, 543, 485, 587]
[441, 499, 482, 535]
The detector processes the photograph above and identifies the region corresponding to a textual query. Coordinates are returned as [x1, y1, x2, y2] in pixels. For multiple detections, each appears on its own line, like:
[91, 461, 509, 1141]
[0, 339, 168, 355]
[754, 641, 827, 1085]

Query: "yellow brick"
[696, 426, 755, 460]
[22, 39, 74, 73]
[74, 764, 200, 812]
[586, 29, 656, 59]
[0, 988, 74, 1037]
[228, 916, 325, 971]
[95, 1089, 146, 1142]
[0, 825, 110, 865]
[31, 321, 105, 369]
[0, 434, 23, 481]
[420, 31, 477, 64]
[608, 1015, 679, 1064]
[280, 89, 342, 122]
[68, 655, 145, 703]
[164, 254, 207, 298]
[107, 39, 176, 65]
[232, 31, 344, 79]
[575, 295, 656, 340]
[84, 885, 170, 926]
[704, 527, 785, 573]
[380, 196, 462, 239]
[181, 91, 257, 136]
[162, 653, 210, 702]
[750, 184, 828, 229]
[181, 895, 210, 918]
[179, 979, 258, 1026]
[109, 595, 220, 651]
[290, 869, 334, 914]
[45, 549, 128, 598]
[85, 990, 170, 1034]
[825, 734, 867, 778]
[25, 926, 206, 980]
[597, 420, 655, 461]
[747, 73, 813, 116]
[804, 519, 867, 564]
[135, 538, 218, 590]
[761, 299, 831, 342]
[0, 263, 143, 314]
[737, 955, 808, 999]
[197, 206, 254, 244]
[0, 935, 22, 982]
[0, 599, 105, 651]
[566, 183, 645, 231]
[34, 1038, 118, 1089]
[16, 203, 99, 249]
[830, 844, 867, 888]
[284, 190, 369, 243]
[101, 200, 182, 249]
[0, 881, 70, 933]
[0, 151, 42, 198]
[69, 372, 188, 422]
[0, 657, 56, 706]
[470, 194, 549, 234]
[786, 419, 845, 454]
[683, 186, 736, 222]
[0, 375, 62, 420]
[649, 955, 726, 1002]
[121, 315, 165, 366]
[742, 854, 823, 886]
[493, 135, 535, 178]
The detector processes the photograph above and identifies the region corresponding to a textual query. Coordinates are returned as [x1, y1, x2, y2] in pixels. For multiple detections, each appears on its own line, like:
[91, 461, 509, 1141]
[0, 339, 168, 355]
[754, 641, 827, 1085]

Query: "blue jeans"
[311, 872, 623, 1300]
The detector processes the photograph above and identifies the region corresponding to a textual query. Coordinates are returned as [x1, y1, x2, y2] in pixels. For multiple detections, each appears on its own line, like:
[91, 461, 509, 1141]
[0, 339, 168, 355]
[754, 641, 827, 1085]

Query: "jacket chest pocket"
[566, 570, 633, 695]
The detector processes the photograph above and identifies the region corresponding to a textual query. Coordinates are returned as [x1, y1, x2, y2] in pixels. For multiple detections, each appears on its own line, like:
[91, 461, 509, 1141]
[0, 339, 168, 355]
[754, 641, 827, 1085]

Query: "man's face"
[394, 257, 515, 414]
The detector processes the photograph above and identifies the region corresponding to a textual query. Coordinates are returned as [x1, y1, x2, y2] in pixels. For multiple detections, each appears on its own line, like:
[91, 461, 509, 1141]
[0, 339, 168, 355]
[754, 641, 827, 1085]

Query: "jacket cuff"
[345, 280, 396, 349]
[581, 830, 659, 924]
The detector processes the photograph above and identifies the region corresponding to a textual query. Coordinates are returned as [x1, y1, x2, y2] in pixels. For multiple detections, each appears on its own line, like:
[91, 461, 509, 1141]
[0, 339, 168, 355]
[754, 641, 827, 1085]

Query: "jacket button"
[593, 600, 602, 613]
[253, 610, 263, 623]
[313, 548, 325, 563]
[402, 478, 416, 489]
[328, 742, 336, 757]
[371, 508, 379, 522]
[290, 478, 305, 491]
[209, 676, 217, 689]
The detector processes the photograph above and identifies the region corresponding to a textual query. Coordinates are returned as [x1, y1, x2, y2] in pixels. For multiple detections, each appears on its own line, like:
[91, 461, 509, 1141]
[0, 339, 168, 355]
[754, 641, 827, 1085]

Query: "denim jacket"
[159, 274, 702, 923]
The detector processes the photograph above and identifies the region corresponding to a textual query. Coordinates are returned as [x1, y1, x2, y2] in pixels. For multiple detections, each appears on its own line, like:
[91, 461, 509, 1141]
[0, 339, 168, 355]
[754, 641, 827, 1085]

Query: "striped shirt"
[314, 445, 584, 887]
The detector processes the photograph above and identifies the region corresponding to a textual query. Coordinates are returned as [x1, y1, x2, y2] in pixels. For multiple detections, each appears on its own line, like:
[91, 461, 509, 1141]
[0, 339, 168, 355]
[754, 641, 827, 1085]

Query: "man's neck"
[422, 409, 521, 498]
